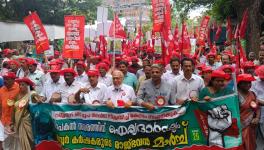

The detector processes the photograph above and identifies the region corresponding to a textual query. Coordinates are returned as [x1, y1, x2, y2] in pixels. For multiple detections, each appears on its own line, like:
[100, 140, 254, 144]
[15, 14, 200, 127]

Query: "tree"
[0, 0, 102, 25]
[173, 0, 264, 54]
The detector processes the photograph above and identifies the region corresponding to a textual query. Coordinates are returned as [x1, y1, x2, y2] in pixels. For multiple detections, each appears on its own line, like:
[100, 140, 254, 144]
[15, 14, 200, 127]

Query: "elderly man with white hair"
[105, 70, 136, 108]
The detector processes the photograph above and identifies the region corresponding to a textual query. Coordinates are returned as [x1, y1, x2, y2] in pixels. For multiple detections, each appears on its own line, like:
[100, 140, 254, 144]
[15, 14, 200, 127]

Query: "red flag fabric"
[99, 35, 107, 59]
[180, 22, 191, 55]
[152, 0, 165, 32]
[234, 24, 240, 39]
[239, 9, 249, 39]
[63, 15, 85, 59]
[24, 12, 50, 54]
[173, 24, 180, 51]
[207, 27, 212, 47]
[198, 16, 210, 46]
[215, 25, 222, 41]
[226, 17, 233, 42]
[109, 14, 126, 39]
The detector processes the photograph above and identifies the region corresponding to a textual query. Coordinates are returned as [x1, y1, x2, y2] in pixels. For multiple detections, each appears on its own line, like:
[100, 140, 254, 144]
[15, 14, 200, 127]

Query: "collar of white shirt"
[179, 74, 196, 81]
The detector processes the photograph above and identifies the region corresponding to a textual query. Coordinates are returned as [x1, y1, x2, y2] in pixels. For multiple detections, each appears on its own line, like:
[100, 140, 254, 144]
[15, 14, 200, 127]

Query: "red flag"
[239, 9, 249, 39]
[24, 12, 50, 54]
[152, 0, 165, 32]
[234, 24, 240, 39]
[109, 14, 126, 39]
[226, 17, 233, 41]
[173, 24, 180, 51]
[180, 22, 191, 55]
[207, 26, 212, 47]
[99, 35, 107, 59]
[63, 15, 85, 59]
[215, 25, 222, 41]
[198, 16, 210, 46]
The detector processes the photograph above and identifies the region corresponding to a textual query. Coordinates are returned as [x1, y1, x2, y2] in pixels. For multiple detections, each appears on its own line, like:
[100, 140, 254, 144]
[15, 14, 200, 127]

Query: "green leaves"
[0, 0, 102, 25]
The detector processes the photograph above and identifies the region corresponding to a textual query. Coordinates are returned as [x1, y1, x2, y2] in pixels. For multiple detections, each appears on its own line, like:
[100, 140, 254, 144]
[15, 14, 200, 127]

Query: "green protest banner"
[30, 94, 242, 150]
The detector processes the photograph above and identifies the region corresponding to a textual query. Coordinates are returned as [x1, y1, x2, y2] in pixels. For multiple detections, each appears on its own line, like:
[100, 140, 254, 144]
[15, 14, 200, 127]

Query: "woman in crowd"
[9, 78, 35, 150]
[237, 74, 260, 150]
[199, 70, 233, 101]
[220, 64, 235, 90]
[199, 66, 212, 86]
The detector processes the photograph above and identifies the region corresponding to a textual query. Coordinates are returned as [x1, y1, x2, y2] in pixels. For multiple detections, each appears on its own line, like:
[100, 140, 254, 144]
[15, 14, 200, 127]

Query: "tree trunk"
[232, 0, 262, 55]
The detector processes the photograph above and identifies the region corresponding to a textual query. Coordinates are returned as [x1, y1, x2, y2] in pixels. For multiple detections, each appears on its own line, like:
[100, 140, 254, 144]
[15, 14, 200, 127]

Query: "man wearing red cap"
[75, 61, 89, 84]
[97, 63, 112, 87]
[8, 60, 20, 74]
[40, 69, 64, 102]
[16, 58, 29, 78]
[54, 68, 84, 103]
[128, 56, 142, 75]
[251, 65, 264, 149]
[27, 59, 45, 94]
[0, 72, 19, 146]
[206, 52, 221, 70]
[75, 70, 107, 104]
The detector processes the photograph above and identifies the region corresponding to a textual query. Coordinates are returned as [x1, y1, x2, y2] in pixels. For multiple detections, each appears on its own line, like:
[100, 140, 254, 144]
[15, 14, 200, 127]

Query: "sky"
[188, 6, 208, 19]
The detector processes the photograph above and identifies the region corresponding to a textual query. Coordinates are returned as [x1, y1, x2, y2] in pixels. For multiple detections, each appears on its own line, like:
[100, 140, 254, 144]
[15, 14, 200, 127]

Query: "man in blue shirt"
[118, 61, 138, 91]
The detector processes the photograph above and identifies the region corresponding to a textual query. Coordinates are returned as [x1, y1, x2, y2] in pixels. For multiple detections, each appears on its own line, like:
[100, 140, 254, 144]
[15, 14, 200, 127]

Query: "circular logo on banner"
[155, 96, 165, 106]
[250, 101, 257, 109]
[7, 99, 14, 106]
[189, 90, 198, 101]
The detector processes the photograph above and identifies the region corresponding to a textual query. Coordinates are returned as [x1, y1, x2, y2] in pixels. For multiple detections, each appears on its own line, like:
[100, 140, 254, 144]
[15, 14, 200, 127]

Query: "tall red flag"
[239, 9, 249, 39]
[226, 17, 233, 42]
[234, 24, 240, 39]
[152, 0, 165, 32]
[180, 22, 191, 55]
[99, 35, 107, 59]
[24, 12, 50, 54]
[215, 25, 222, 41]
[109, 14, 126, 39]
[63, 15, 85, 59]
[198, 16, 210, 46]
[173, 24, 180, 51]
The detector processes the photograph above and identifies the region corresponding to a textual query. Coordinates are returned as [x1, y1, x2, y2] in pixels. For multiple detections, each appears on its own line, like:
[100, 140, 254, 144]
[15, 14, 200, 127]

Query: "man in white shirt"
[206, 52, 221, 70]
[251, 65, 264, 150]
[40, 69, 64, 102]
[75, 70, 107, 105]
[27, 59, 45, 94]
[75, 61, 89, 84]
[171, 58, 205, 105]
[163, 58, 181, 81]
[53, 68, 83, 103]
[16, 57, 29, 78]
[105, 70, 136, 108]
[97, 62, 112, 87]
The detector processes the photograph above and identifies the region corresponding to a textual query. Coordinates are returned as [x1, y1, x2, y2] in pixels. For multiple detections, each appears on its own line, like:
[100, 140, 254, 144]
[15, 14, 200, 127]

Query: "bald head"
[112, 70, 124, 86]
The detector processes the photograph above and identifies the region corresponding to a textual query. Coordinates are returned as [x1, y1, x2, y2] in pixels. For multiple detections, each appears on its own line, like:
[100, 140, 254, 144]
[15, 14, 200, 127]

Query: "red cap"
[60, 68, 77, 77]
[97, 63, 109, 71]
[48, 69, 61, 73]
[154, 59, 165, 66]
[220, 65, 235, 73]
[76, 61, 86, 68]
[3, 72, 16, 79]
[237, 74, 256, 84]
[211, 70, 229, 79]
[102, 59, 111, 66]
[206, 52, 216, 58]
[27, 59, 38, 65]
[255, 65, 264, 78]
[115, 57, 122, 62]
[199, 66, 213, 75]
[130, 56, 139, 62]
[243, 61, 256, 69]
[196, 63, 206, 70]
[146, 47, 155, 53]
[86, 70, 99, 76]
[54, 50, 60, 56]
[8, 60, 20, 67]
[15, 77, 35, 87]
[49, 61, 58, 66]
